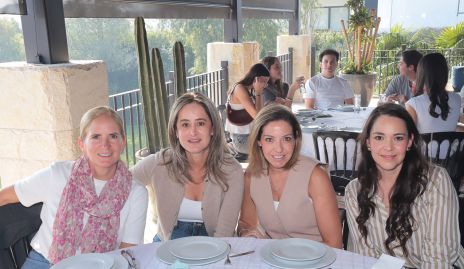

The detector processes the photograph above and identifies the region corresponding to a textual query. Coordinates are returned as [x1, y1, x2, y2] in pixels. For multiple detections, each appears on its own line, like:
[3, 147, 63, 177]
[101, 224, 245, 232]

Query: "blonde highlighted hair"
[79, 106, 125, 139]
[162, 92, 232, 191]
[247, 105, 302, 176]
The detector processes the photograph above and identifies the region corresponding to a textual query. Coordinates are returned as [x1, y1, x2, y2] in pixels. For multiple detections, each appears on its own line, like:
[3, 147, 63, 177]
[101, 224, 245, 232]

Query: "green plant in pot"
[339, 0, 381, 106]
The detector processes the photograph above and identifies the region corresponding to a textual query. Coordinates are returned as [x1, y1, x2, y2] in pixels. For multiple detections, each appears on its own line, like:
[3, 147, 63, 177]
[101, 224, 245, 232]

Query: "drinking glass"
[354, 94, 361, 112]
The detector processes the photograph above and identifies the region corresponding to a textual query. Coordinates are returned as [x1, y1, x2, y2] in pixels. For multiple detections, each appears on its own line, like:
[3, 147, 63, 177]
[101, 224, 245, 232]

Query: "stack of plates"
[261, 238, 336, 269]
[51, 253, 129, 269]
[157, 236, 229, 266]
[328, 105, 355, 112]
[295, 109, 323, 117]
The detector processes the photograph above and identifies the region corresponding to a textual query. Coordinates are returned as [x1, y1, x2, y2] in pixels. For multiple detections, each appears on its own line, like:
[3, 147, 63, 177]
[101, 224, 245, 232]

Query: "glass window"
[314, 8, 329, 30]
[330, 7, 349, 31]
[0, 15, 25, 63]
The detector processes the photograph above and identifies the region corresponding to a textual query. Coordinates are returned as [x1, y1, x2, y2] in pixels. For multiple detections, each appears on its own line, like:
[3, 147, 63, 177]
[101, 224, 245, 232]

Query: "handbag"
[226, 102, 253, 126]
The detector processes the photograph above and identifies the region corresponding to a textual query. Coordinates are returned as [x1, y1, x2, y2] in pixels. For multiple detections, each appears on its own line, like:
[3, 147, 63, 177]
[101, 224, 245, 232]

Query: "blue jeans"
[153, 220, 208, 242]
[21, 249, 51, 269]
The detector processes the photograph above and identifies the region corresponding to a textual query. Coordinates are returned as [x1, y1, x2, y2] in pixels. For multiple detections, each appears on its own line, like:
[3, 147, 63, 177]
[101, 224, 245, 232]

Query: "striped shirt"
[346, 165, 464, 269]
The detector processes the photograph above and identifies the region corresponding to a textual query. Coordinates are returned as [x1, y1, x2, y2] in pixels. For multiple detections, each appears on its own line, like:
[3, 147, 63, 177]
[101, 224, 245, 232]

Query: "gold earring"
[367, 146, 371, 151]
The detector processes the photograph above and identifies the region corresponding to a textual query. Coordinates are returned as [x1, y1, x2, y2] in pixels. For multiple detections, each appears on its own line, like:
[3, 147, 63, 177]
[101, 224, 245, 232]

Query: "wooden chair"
[0, 203, 42, 269]
[312, 130, 361, 250]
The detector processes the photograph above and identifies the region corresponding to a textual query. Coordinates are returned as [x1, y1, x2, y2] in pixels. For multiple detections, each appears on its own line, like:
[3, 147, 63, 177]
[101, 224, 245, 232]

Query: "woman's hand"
[289, 76, 305, 92]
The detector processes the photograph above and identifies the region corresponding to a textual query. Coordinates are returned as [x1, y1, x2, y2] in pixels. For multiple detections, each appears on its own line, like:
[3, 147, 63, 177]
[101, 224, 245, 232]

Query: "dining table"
[297, 107, 374, 159]
[108, 237, 378, 269]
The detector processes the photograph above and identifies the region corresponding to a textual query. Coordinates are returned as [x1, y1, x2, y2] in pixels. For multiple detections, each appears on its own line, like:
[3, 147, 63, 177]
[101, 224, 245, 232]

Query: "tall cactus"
[150, 47, 169, 147]
[134, 17, 169, 153]
[173, 41, 187, 97]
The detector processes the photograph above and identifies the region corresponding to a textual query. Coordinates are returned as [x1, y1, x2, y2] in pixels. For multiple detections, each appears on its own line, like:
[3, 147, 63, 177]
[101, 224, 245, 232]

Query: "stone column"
[207, 42, 260, 91]
[0, 60, 108, 187]
[277, 34, 311, 102]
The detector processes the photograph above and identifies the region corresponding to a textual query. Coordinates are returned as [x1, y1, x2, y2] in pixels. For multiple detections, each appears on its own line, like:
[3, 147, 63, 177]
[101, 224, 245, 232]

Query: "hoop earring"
[367, 146, 371, 151]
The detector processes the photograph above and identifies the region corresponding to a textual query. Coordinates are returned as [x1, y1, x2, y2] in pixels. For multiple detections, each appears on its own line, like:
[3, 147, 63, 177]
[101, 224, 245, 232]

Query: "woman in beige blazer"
[238, 105, 342, 248]
[132, 92, 244, 241]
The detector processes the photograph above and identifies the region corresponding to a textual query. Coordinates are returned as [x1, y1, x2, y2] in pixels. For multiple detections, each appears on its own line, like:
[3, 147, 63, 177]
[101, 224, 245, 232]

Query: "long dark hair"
[415, 53, 450, 120]
[356, 103, 429, 257]
[262, 56, 285, 97]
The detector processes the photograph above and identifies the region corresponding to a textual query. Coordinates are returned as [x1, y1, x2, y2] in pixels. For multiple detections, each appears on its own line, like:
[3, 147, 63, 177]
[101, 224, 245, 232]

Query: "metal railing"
[109, 61, 229, 166]
[277, 48, 293, 84]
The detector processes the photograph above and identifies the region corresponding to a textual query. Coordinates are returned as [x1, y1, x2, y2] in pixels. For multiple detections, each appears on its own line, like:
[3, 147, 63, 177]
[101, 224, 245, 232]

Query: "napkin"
[171, 260, 189, 269]
[371, 254, 405, 269]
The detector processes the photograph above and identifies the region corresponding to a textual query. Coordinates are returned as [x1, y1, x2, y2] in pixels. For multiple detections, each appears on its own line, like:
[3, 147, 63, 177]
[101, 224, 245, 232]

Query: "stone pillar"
[0, 60, 108, 187]
[277, 34, 311, 102]
[207, 42, 260, 91]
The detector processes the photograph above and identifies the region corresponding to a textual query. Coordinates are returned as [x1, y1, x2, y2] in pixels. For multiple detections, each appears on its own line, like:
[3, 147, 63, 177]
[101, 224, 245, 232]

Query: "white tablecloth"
[110, 237, 377, 269]
[299, 108, 373, 159]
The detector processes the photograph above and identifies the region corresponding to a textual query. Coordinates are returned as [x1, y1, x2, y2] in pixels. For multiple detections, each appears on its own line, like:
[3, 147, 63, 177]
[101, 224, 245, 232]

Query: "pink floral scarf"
[48, 155, 132, 264]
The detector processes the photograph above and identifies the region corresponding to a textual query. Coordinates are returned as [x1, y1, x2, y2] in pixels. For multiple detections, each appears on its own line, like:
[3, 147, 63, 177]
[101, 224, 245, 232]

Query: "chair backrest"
[0, 202, 42, 269]
[421, 132, 464, 192]
[312, 130, 361, 196]
[312, 130, 361, 179]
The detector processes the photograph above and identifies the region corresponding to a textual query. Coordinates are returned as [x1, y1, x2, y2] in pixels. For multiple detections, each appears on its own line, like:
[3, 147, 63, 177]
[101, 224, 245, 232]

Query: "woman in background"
[238, 105, 342, 248]
[261, 56, 305, 107]
[132, 92, 244, 241]
[405, 52, 461, 133]
[225, 63, 270, 156]
[0, 106, 148, 268]
[346, 103, 464, 268]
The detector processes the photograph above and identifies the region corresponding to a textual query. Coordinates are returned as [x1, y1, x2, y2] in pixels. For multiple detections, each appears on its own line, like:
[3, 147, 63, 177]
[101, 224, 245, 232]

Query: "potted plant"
[339, 0, 381, 106]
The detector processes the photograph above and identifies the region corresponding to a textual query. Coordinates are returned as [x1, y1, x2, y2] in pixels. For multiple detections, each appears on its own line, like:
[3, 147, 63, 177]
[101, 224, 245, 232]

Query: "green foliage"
[0, 18, 25, 62]
[243, 19, 288, 58]
[300, 0, 320, 34]
[436, 21, 464, 48]
[346, 0, 371, 29]
[410, 27, 439, 49]
[66, 18, 137, 94]
[312, 31, 346, 51]
[376, 24, 408, 50]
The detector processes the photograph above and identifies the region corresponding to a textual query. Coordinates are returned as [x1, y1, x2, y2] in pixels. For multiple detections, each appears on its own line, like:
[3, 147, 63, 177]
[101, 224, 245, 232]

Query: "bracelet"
[286, 98, 293, 101]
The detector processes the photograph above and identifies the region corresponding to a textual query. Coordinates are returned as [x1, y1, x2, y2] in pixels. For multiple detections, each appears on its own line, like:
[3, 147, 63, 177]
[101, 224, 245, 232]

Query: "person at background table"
[405, 52, 461, 133]
[0, 106, 148, 268]
[303, 49, 354, 110]
[225, 63, 270, 156]
[132, 92, 244, 242]
[345, 103, 464, 268]
[261, 56, 305, 108]
[382, 49, 423, 104]
[237, 105, 342, 248]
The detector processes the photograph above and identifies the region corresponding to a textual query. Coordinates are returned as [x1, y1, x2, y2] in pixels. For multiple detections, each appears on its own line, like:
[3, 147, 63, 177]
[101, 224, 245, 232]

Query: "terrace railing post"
[311, 46, 316, 77]
[220, 61, 229, 105]
[288, 47, 293, 84]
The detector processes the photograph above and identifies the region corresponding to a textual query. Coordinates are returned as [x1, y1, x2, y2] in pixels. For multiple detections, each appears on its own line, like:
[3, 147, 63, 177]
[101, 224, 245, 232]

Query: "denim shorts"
[21, 249, 51, 269]
[153, 220, 208, 242]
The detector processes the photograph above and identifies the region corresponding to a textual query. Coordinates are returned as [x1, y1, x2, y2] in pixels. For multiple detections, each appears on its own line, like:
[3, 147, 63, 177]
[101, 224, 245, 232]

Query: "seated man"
[383, 49, 422, 104]
[303, 49, 354, 110]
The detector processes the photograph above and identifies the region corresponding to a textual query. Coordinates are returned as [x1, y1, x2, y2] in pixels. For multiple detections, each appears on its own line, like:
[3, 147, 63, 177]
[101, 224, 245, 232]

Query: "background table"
[110, 237, 377, 269]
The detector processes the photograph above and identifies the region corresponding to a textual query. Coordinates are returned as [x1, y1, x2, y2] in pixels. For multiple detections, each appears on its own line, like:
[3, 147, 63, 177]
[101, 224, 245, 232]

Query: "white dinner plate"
[157, 239, 230, 266]
[269, 238, 327, 262]
[112, 255, 129, 269]
[261, 241, 336, 269]
[51, 253, 114, 269]
[168, 236, 228, 260]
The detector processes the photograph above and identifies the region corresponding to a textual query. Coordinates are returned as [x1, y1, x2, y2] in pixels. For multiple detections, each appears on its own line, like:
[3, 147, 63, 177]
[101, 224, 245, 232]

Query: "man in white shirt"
[303, 49, 354, 110]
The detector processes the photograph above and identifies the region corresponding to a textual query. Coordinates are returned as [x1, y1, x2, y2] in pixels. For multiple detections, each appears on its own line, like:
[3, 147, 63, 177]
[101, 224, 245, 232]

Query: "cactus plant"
[173, 41, 187, 97]
[135, 17, 169, 153]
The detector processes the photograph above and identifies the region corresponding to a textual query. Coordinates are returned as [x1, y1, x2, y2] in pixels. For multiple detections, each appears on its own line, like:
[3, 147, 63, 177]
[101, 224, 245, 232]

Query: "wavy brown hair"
[261, 56, 287, 98]
[356, 103, 429, 257]
[247, 105, 302, 176]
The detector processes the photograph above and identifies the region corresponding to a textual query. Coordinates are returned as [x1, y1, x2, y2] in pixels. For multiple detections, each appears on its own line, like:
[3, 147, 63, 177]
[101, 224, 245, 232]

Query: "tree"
[243, 19, 287, 58]
[0, 18, 25, 62]
[66, 18, 138, 94]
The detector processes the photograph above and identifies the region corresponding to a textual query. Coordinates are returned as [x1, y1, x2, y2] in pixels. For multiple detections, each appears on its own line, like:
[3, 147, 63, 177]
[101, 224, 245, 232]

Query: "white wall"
[378, 0, 464, 32]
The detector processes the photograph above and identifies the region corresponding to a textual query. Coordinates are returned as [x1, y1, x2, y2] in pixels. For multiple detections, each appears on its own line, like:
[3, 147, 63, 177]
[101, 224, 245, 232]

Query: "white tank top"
[178, 197, 203, 222]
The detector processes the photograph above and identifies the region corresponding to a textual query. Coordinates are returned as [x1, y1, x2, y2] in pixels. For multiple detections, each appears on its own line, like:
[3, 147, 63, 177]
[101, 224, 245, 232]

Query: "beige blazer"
[250, 155, 323, 241]
[131, 149, 244, 241]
